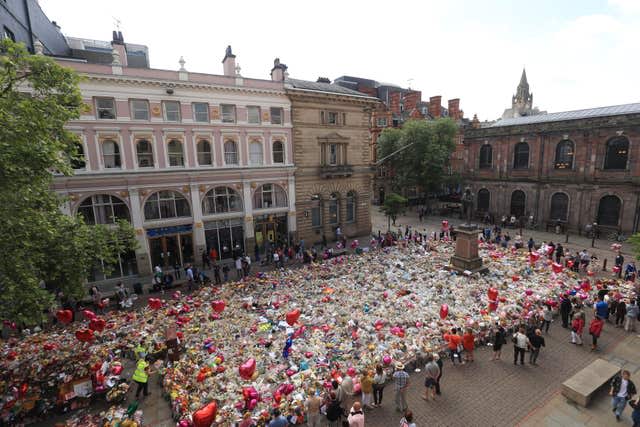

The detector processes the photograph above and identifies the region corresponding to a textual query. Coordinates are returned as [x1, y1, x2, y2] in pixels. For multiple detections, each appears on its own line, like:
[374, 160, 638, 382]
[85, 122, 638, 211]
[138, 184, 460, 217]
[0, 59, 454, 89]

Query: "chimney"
[270, 58, 288, 82]
[472, 114, 480, 129]
[403, 91, 421, 112]
[316, 77, 331, 83]
[428, 96, 442, 118]
[222, 45, 236, 77]
[447, 98, 460, 120]
[111, 30, 127, 67]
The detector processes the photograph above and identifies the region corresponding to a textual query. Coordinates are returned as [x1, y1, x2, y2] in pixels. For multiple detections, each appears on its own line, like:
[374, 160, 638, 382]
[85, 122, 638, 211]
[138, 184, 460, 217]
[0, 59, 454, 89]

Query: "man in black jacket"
[560, 295, 572, 328]
[610, 370, 637, 421]
[528, 329, 545, 365]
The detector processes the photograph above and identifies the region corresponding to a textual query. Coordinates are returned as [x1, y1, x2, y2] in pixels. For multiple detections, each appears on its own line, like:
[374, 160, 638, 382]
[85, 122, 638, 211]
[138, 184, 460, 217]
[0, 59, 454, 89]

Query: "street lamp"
[591, 222, 597, 248]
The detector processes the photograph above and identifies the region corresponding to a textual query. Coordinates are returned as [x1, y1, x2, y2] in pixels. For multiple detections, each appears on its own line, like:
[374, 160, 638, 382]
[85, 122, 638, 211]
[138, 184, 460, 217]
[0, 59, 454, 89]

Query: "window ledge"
[320, 164, 353, 178]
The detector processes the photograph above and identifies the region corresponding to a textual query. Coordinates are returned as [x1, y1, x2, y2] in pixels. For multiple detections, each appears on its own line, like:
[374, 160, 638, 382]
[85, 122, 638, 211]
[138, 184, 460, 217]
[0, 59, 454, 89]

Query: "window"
[554, 140, 574, 169]
[78, 194, 130, 225]
[272, 140, 285, 164]
[328, 144, 338, 165]
[549, 192, 569, 221]
[96, 98, 116, 119]
[71, 141, 85, 170]
[597, 195, 621, 227]
[270, 107, 283, 125]
[102, 140, 121, 168]
[224, 140, 238, 165]
[202, 187, 242, 215]
[479, 144, 492, 169]
[167, 139, 184, 166]
[193, 103, 209, 123]
[477, 189, 490, 212]
[249, 141, 263, 165]
[130, 100, 149, 120]
[221, 104, 236, 123]
[88, 249, 137, 282]
[3, 26, 15, 42]
[376, 117, 387, 127]
[247, 106, 261, 124]
[510, 190, 526, 218]
[603, 136, 629, 170]
[144, 190, 191, 221]
[163, 101, 181, 122]
[311, 194, 322, 227]
[328, 193, 339, 224]
[197, 140, 212, 166]
[346, 191, 356, 223]
[328, 112, 338, 125]
[513, 142, 529, 169]
[253, 184, 287, 209]
[136, 139, 154, 167]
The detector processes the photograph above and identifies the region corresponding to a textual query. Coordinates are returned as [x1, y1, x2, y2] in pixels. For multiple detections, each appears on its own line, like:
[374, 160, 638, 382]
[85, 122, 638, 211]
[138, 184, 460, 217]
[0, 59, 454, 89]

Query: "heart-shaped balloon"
[56, 310, 73, 324]
[75, 329, 94, 342]
[239, 358, 256, 380]
[439, 304, 449, 320]
[192, 401, 217, 427]
[551, 262, 563, 273]
[383, 355, 392, 365]
[43, 343, 56, 351]
[286, 309, 300, 326]
[89, 318, 106, 332]
[211, 300, 226, 313]
[148, 298, 162, 309]
[82, 310, 96, 320]
[487, 287, 499, 302]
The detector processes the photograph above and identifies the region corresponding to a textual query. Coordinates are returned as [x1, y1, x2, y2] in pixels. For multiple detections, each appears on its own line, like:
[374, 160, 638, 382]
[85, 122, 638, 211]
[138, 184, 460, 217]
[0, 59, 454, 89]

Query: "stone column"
[449, 224, 487, 274]
[242, 181, 255, 252]
[189, 184, 206, 261]
[287, 175, 297, 235]
[129, 189, 152, 276]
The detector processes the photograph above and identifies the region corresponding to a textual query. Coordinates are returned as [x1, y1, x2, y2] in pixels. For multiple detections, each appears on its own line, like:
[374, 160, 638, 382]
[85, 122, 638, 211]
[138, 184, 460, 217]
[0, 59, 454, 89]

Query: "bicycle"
[607, 231, 627, 242]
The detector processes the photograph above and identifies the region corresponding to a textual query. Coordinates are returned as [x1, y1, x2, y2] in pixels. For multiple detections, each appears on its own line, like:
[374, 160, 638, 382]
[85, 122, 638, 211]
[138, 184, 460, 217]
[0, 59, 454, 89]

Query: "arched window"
[513, 142, 529, 169]
[554, 140, 574, 169]
[197, 140, 212, 166]
[328, 193, 340, 225]
[477, 189, 490, 212]
[224, 140, 238, 165]
[71, 141, 85, 170]
[202, 187, 242, 215]
[273, 140, 285, 164]
[549, 192, 569, 221]
[167, 140, 184, 167]
[102, 140, 121, 168]
[346, 191, 356, 223]
[510, 190, 526, 217]
[78, 194, 130, 225]
[253, 184, 287, 209]
[144, 190, 191, 221]
[311, 194, 322, 228]
[136, 139, 154, 168]
[597, 195, 621, 227]
[249, 141, 263, 165]
[603, 136, 629, 170]
[479, 145, 492, 169]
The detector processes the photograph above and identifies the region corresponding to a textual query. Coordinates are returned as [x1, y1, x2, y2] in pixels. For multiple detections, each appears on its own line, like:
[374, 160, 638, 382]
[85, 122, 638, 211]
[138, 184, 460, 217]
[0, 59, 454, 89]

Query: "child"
[359, 369, 373, 409]
[462, 328, 475, 362]
[589, 315, 604, 351]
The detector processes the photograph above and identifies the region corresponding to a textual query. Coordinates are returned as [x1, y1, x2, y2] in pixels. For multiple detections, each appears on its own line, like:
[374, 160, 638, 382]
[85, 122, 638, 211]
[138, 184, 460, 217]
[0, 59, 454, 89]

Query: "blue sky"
[39, 0, 639, 120]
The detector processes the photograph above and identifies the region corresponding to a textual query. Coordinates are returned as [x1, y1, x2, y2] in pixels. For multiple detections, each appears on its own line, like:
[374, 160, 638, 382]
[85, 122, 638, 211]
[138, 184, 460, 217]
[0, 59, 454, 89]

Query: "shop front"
[147, 224, 194, 269]
[254, 213, 289, 249]
[204, 218, 245, 260]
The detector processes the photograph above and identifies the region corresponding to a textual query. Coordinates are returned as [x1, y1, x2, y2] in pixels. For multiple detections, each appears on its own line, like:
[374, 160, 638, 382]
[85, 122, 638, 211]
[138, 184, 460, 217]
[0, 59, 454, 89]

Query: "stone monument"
[449, 188, 488, 274]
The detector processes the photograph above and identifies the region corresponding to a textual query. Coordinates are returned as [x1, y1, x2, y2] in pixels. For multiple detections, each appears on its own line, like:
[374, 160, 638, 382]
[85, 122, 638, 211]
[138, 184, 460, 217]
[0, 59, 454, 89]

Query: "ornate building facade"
[52, 40, 294, 281]
[284, 76, 379, 244]
[461, 102, 640, 235]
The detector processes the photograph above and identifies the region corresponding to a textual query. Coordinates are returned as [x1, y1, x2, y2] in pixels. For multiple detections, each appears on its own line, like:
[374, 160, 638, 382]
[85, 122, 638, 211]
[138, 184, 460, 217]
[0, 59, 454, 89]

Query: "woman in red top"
[571, 311, 585, 346]
[443, 328, 463, 365]
[462, 328, 475, 362]
[589, 315, 604, 351]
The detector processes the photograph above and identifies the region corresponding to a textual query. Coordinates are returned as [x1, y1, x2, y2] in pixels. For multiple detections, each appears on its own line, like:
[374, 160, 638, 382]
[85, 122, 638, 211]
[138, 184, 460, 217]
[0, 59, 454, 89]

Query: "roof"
[491, 103, 640, 128]
[286, 78, 377, 98]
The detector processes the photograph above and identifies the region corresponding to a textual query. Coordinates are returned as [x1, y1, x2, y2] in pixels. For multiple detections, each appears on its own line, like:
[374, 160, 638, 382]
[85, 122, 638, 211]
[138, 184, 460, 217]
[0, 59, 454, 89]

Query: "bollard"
[565, 233, 569, 243]
[602, 258, 607, 272]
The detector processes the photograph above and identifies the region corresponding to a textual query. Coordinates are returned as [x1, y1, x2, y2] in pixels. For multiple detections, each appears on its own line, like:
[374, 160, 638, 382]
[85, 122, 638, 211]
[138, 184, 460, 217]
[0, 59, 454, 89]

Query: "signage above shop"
[146, 224, 193, 237]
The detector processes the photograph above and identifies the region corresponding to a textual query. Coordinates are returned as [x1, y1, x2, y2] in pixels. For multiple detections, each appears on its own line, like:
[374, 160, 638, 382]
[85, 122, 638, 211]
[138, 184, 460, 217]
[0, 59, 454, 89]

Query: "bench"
[561, 358, 619, 406]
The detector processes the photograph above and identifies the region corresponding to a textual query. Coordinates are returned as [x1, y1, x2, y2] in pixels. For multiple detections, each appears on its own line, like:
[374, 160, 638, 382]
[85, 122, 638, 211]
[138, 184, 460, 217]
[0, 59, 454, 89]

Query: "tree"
[628, 233, 640, 262]
[381, 193, 407, 230]
[377, 118, 458, 199]
[0, 40, 136, 326]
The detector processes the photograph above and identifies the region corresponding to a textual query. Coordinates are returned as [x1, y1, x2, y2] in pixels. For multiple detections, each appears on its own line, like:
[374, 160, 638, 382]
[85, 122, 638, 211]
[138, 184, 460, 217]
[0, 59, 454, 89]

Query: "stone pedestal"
[449, 224, 488, 274]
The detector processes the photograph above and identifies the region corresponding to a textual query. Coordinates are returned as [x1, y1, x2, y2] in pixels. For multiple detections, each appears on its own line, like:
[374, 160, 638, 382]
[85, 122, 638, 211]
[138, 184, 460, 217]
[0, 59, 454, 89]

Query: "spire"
[519, 68, 528, 88]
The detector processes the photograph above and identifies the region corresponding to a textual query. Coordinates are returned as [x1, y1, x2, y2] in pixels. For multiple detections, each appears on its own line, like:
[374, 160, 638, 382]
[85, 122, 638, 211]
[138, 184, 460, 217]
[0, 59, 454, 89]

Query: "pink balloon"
[383, 355, 392, 365]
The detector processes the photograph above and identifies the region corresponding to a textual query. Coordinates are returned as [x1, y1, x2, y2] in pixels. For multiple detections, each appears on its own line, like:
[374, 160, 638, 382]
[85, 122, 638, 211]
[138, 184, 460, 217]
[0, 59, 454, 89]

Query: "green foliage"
[381, 192, 407, 228]
[377, 118, 458, 194]
[628, 233, 640, 261]
[0, 40, 136, 325]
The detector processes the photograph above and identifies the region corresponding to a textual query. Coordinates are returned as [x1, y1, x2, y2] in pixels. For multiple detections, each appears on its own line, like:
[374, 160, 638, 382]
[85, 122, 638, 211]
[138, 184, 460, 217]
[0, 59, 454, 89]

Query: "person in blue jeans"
[630, 397, 640, 427]
[610, 370, 636, 421]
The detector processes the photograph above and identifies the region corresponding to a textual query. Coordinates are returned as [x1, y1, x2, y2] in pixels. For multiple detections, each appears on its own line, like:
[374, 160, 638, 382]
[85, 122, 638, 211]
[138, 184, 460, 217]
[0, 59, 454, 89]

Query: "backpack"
[326, 401, 342, 421]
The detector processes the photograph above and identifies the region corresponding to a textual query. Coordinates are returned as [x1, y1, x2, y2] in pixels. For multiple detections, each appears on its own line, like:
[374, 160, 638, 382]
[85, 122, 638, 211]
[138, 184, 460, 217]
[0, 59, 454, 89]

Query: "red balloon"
[488, 301, 498, 312]
[89, 318, 106, 332]
[439, 304, 449, 320]
[286, 309, 301, 326]
[148, 298, 162, 309]
[551, 263, 563, 273]
[192, 401, 217, 427]
[487, 287, 499, 302]
[7, 350, 17, 361]
[512, 275, 520, 282]
[75, 329, 94, 342]
[43, 343, 56, 351]
[239, 358, 256, 380]
[56, 310, 73, 324]
[82, 310, 96, 320]
[211, 300, 226, 313]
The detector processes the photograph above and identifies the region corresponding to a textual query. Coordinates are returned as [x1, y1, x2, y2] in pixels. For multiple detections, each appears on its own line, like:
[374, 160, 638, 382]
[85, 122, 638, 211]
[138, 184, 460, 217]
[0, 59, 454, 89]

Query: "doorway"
[254, 213, 288, 248]
[149, 233, 194, 269]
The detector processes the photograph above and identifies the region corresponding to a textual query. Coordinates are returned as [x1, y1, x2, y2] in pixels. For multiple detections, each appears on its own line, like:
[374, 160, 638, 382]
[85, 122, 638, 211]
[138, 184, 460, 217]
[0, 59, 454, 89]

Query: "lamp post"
[591, 222, 597, 248]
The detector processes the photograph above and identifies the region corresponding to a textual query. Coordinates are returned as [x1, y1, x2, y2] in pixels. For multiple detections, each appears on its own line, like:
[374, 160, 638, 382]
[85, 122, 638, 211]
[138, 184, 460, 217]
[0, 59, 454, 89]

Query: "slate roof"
[491, 103, 640, 127]
[286, 78, 377, 98]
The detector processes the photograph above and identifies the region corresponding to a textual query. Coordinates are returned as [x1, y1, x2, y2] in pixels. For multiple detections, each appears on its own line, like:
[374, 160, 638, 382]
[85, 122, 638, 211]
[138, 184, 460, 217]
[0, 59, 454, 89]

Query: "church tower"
[502, 68, 543, 119]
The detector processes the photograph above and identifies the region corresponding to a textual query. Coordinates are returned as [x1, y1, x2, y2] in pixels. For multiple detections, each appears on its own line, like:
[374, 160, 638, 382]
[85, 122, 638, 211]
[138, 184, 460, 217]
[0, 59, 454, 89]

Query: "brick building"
[284, 75, 379, 244]
[460, 103, 640, 235]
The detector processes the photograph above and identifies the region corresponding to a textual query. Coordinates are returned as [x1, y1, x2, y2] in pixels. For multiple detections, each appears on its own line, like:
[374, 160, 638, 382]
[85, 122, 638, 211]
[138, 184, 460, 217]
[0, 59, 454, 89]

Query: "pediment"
[317, 132, 350, 143]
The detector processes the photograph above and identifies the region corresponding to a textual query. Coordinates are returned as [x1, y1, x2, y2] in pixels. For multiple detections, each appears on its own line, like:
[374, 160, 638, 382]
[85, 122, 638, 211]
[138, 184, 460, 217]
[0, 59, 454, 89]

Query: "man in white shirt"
[185, 264, 194, 290]
[513, 327, 529, 366]
[234, 257, 243, 280]
[610, 370, 637, 421]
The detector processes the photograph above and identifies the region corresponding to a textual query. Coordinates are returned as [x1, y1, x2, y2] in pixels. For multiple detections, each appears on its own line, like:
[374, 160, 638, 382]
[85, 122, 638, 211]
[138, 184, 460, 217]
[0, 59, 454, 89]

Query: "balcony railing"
[320, 164, 354, 178]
